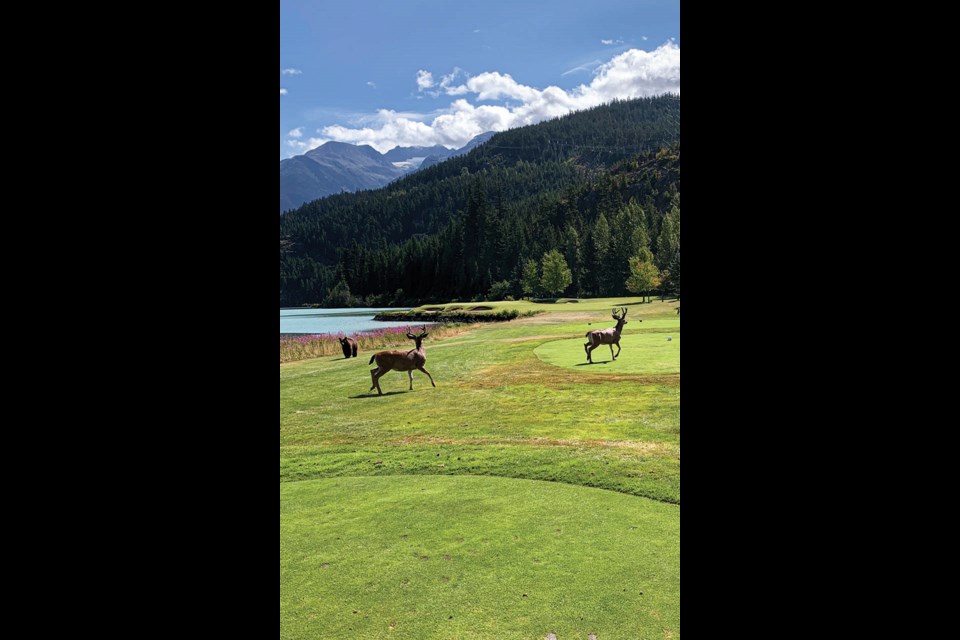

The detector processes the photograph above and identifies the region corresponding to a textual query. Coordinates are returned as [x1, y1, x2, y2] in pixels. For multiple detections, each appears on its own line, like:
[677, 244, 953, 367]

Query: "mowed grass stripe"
[280, 475, 679, 640]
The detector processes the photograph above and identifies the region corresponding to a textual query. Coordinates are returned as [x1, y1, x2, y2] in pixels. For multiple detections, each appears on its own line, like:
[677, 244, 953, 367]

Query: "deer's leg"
[408, 370, 414, 390]
[370, 368, 382, 394]
[418, 366, 436, 387]
[609, 343, 616, 360]
[586, 342, 596, 363]
[614, 342, 621, 359]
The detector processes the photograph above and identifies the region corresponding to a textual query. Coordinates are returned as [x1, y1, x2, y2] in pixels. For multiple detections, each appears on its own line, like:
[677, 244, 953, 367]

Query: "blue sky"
[280, 0, 679, 159]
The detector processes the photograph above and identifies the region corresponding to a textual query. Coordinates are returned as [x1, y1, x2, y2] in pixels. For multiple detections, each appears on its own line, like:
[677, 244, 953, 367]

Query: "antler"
[408, 325, 430, 339]
[621, 307, 628, 317]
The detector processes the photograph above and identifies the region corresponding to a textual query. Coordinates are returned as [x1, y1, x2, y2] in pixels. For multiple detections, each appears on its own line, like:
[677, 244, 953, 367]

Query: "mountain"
[382, 144, 452, 163]
[419, 131, 497, 170]
[280, 136, 494, 213]
[280, 142, 406, 213]
[280, 96, 681, 307]
[382, 144, 456, 173]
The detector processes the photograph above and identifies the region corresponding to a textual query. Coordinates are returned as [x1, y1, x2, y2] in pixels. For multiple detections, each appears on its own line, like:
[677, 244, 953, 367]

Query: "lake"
[280, 307, 427, 335]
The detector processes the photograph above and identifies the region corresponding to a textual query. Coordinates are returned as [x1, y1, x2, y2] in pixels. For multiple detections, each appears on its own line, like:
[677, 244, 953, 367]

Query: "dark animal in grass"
[368, 326, 436, 395]
[338, 336, 358, 359]
[584, 307, 637, 363]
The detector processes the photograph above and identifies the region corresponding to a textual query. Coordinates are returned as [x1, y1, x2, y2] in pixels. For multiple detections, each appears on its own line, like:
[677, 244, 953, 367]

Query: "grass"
[280, 296, 680, 638]
[280, 323, 467, 363]
[535, 333, 680, 374]
[281, 476, 679, 640]
[374, 308, 540, 323]
[406, 297, 675, 315]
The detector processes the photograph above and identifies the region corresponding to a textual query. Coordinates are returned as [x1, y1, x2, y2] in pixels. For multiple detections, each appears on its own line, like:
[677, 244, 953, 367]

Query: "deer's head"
[406, 326, 429, 349]
[612, 307, 629, 325]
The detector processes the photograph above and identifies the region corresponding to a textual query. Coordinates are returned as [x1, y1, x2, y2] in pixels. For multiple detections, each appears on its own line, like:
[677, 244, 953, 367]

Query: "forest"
[279, 96, 680, 307]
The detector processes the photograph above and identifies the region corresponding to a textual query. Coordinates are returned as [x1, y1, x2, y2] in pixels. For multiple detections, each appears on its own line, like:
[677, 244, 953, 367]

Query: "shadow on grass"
[350, 391, 408, 399]
[576, 361, 611, 366]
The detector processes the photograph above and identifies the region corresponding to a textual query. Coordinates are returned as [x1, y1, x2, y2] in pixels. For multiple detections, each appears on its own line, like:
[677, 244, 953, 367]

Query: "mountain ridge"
[280, 134, 494, 213]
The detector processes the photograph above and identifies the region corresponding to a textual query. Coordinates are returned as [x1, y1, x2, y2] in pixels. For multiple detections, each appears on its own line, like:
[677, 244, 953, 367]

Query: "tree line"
[280, 97, 680, 307]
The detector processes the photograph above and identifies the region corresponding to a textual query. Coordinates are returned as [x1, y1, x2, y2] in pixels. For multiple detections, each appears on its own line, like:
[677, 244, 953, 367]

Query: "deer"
[584, 307, 638, 363]
[338, 336, 358, 359]
[367, 326, 436, 395]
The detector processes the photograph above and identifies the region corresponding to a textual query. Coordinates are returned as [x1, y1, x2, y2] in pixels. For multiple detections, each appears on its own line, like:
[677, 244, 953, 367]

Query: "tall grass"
[280, 323, 465, 363]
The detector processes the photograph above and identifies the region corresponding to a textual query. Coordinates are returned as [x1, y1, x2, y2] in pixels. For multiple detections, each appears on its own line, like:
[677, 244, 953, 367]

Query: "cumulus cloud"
[281, 68, 302, 75]
[316, 43, 679, 153]
[288, 127, 303, 138]
[416, 70, 434, 90]
[280, 88, 288, 95]
[440, 67, 466, 93]
[286, 136, 329, 154]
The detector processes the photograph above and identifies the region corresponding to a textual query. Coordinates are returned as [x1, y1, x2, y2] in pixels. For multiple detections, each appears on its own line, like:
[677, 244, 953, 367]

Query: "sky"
[280, 0, 679, 159]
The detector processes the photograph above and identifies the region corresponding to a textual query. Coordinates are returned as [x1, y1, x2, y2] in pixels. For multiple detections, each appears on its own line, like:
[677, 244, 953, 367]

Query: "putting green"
[281, 475, 679, 640]
[534, 332, 680, 374]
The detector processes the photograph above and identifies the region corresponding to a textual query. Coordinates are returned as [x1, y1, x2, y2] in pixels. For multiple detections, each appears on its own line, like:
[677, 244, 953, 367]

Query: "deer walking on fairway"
[368, 326, 436, 395]
[338, 336, 358, 359]
[584, 307, 637, 363]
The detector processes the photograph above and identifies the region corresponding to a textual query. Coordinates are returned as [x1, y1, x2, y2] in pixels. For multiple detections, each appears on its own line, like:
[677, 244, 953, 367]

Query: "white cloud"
[286, 137, 328, 154]
[280, 88, 288, 95]
[367, 81, 377, 88]
[642, 36, 649, 41]
[601, 38, 624, 45]
[457, 71, 541, 102]
[281, 68, 302, 75]
[315, 43, 679, 153]
[562, 60, 603, 76]
[440, 68, 464, 88]
[416, 70, 435, 90]
[288, 127, 303, 138]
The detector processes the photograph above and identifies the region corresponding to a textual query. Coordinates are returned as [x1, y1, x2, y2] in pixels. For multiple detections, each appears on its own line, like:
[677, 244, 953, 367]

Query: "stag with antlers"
[584, 307, 638, 364]
[367, 326, 436, 395]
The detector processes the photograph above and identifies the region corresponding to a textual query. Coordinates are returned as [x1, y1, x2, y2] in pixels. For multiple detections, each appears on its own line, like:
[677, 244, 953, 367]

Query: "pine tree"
[656, 206, 680, 270]
[564, 225, 582, 296]
[590, 212, 611, 295]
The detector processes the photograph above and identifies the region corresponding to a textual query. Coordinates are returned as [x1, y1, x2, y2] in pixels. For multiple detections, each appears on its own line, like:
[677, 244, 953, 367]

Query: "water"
[280, 307, 427, 335]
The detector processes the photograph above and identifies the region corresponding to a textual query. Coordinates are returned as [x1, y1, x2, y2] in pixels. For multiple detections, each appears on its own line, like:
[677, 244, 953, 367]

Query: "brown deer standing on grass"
[584, 307, 637, 363]
[338, 336, 358, 359]
[368, 326, 436, 395]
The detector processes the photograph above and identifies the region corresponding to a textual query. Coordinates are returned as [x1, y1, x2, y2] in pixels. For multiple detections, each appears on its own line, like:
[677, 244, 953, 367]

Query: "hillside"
[280, 96, 680, 307]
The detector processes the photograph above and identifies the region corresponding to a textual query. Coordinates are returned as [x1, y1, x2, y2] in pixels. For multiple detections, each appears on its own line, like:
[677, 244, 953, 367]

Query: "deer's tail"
[368, 354, 377, 365]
